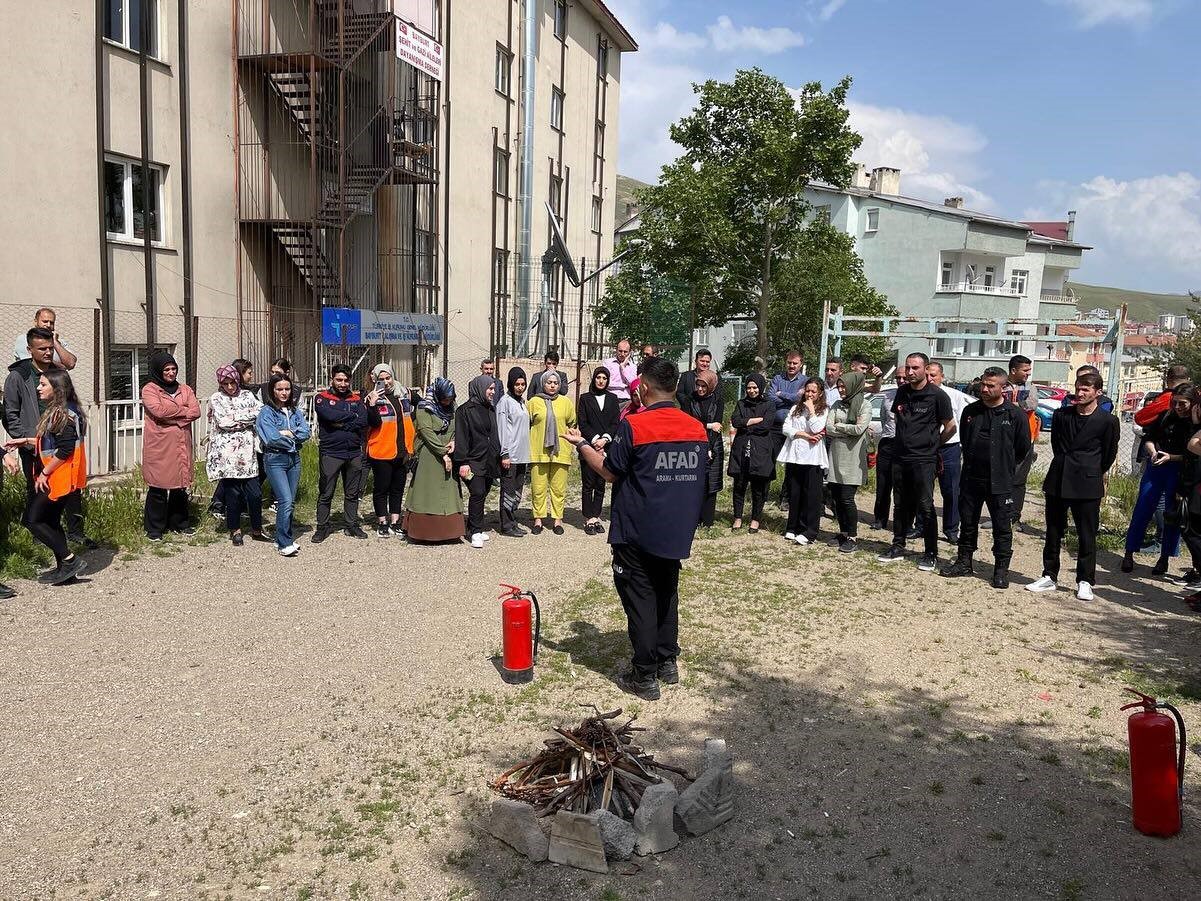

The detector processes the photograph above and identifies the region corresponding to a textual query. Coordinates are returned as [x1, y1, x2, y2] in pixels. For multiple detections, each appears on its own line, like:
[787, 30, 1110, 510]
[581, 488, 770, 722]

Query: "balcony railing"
[937, 281, 1021, 297]
[1039, 292, 1076, 304]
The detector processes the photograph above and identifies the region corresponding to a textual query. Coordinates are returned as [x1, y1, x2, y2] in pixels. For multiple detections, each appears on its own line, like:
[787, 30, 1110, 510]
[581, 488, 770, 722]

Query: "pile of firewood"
[491, 707, 694, 819]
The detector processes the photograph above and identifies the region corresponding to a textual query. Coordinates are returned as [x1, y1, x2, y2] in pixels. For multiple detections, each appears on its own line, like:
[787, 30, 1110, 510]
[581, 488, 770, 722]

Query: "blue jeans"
[264, 451, 301, 549]
[1125, 461, 1180, 556]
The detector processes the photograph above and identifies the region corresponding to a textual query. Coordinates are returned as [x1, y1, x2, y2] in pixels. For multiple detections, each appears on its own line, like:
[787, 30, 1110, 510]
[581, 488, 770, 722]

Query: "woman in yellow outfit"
[527, 371, 577, 534]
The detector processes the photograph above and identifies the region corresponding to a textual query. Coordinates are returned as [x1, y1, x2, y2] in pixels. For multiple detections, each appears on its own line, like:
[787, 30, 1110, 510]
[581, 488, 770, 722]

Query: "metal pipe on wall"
[515, 0, 537, 354]
[441, 0, 452, 377]
[178, 0, 196, 386]
[138, 0, 157, 348]
[94, 0, 112, 400]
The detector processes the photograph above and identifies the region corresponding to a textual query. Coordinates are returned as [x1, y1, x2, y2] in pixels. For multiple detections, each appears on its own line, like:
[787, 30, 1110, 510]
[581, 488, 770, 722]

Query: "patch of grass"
[1061, 877, 1086, 901]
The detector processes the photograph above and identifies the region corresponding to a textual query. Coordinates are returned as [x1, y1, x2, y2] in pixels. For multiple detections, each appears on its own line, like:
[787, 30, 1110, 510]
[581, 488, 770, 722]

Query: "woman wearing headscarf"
[141, 351, 201, 540]
[404, 378, 464, 542]
[727, 373, 775, 533]
[684, 369, 725, 529]
[527, 370, 577, 534]
[826, 370, 873, 553]
[495, 367, 531, 537]
[454, 375, 502, 548]
[365, 363, 415, 538]
[577, 367, 621, 534]
[207, 364, 265, 546]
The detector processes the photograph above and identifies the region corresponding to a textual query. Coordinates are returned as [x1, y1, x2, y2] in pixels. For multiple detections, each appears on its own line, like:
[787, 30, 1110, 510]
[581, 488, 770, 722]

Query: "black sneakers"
[344, 525, 369, 540]
[619, 667, 661, 700]
[991, 567, 1010, 589]
[311, 526, 331, 544]
[37, 556, 87, 585]
[917, 554, 938, 572]
[939, 556, 974, 578]
[657, 659, 680, 684]
[877, 546, 906, 563]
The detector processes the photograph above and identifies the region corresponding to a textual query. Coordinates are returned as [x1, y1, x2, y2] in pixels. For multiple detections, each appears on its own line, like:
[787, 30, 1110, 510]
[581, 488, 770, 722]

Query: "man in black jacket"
[940, 367, 1031, 588]
[1027, 371, 1120, 600]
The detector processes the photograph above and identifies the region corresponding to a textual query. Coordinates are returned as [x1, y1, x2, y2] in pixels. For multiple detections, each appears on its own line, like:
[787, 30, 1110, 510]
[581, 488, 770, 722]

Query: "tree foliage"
[720, 221, 896, 375]
[597, 68, 863, 370]
[1155, 291, 1201, 379]
[595, 259, 692, 356]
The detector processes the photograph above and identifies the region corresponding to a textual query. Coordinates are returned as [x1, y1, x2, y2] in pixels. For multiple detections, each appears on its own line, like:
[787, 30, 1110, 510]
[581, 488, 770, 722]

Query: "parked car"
[1034, 384, 1069, 431]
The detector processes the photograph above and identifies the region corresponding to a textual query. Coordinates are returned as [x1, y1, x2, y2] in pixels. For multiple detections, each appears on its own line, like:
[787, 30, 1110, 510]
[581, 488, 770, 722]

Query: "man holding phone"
[1121, 383, 1194, 576]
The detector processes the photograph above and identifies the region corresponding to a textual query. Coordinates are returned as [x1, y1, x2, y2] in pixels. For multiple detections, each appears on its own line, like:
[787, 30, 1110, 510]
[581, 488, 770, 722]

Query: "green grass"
[1068, 282, 1193, 323]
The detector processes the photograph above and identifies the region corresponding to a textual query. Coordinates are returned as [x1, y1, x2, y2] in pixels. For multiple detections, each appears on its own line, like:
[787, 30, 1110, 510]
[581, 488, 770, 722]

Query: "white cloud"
[706, 16, 806, 54]
[1048, 0, 1156, 27]
[845, 102, 994, 209]
[819, 0, 849, 21]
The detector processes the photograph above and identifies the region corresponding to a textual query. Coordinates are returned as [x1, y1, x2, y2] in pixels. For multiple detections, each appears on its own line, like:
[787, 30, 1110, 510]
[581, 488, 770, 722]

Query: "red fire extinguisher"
[499, 584, 541, 683]
[1121, 688, 1187, 837]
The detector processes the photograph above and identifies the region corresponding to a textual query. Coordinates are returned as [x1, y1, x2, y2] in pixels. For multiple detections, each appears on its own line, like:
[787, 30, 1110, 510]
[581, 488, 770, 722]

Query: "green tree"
[598, 68, 861, 370]
[595, 251, 692, 355]
[1157, 291, 1201, 377]
[720, 220, 896, 375]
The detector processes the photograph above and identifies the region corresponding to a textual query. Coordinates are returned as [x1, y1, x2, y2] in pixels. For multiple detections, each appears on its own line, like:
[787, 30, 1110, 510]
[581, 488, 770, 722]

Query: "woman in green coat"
[825, 370, 873, 553]
[404, 378, 465, 542]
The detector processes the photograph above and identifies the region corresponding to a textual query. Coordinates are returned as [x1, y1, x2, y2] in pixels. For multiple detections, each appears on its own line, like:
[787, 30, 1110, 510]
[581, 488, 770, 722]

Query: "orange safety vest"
[367, 398, 415, 460]
[36, 410, 88, 501]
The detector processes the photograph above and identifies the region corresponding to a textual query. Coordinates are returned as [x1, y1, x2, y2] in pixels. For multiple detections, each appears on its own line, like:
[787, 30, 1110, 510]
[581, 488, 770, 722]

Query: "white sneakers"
[470, 533, 485, 549]
[1076, 581, 1095, 601]
[794, 534, 810, 546]
[482, 531, 491, 541]
[1025, 575, 1057, 593]
[279, 543, 300, 557]
[784, 532, 796, 541]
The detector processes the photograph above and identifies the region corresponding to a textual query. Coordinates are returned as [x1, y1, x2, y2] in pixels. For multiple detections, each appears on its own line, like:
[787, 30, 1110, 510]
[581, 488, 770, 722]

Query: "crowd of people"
[5, 306, 1201, 676]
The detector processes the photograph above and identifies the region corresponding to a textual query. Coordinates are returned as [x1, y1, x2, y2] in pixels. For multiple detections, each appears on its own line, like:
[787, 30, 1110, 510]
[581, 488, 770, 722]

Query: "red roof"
[1125, 334, 1176, 348]
[1056, 324, 1105, 338]
[1024, 221, 1071, 241]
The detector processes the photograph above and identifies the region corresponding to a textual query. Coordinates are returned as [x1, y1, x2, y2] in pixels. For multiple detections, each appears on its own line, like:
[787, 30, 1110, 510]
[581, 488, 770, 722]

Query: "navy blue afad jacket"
[314, 389, 368, 459]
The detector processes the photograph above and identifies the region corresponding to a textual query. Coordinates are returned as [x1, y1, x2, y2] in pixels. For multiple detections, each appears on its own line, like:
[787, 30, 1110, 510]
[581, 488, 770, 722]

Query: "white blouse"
[777, 410, 830, 468]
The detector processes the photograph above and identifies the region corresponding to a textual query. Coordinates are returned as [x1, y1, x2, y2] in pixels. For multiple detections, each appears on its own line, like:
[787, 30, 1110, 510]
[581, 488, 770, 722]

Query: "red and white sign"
[396, 20, 443, 82]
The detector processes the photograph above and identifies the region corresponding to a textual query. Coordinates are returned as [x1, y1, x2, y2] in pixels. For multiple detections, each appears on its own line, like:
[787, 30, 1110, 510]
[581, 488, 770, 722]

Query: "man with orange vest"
[566, 357, 708, 701]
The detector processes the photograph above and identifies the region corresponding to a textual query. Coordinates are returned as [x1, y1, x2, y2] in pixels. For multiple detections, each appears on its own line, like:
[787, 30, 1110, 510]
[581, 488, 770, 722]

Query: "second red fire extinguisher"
[1121, 688, 1187, 837]
[499, 583, 541, 684]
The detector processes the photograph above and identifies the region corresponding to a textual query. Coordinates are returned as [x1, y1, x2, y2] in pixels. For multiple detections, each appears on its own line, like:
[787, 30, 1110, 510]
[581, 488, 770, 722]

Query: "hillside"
[615, 174, 651, 223]
[1067, 282, 1194, 322]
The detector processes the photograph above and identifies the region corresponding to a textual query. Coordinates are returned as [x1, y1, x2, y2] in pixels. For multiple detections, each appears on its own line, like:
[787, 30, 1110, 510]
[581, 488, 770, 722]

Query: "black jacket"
[578, 390, 621, 444]
[1043, 406, 1120, 500]
[453, 399, 501, 479]
[684, 390, 725, 496]
[959, 399, 1032, 494]
[728, 397, 776, 480]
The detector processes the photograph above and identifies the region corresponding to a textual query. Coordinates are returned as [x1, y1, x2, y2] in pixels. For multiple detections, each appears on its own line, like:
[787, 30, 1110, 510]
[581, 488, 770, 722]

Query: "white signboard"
[396, 20, 443, 82]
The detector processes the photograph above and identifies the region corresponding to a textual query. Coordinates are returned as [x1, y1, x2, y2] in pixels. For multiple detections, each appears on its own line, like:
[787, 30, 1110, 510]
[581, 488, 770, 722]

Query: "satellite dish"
[544, 201, 581, 287]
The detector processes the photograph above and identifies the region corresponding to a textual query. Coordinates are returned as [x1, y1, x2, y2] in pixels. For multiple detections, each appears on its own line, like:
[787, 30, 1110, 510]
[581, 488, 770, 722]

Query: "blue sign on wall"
[320, 308, 443, 346]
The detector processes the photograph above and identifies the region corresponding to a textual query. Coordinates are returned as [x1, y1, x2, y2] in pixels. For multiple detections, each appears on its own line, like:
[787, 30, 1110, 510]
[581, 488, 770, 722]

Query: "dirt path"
[1, 495, 1199, 900]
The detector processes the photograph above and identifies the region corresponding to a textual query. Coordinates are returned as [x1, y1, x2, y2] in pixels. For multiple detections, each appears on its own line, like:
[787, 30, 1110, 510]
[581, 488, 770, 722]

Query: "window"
[494, 249, 510, 295]
[940, 261, 954, 287]
[104, 0, 159, 57]
[593, 121, 605, 184]
[814, 204, 831, 224]
[493, 147, 509, 197]
[415, 230, 435, 285]
[495, 45, 511, 97]
[983, 265, 995, 288]
[591, 195, 602, 233]
[965, 263, 977, 284]
[549, 172, 563, 219]
[732, 322, 753, 345]
[1010, 269, 1029, 296]
[109, 346, 169, 401]
[550, 88, 564, 132]
[597, 37, 609, 79]
[864, 208, 879, 233]
[554, 0, 567, 40]
[105, 156, 164, 242]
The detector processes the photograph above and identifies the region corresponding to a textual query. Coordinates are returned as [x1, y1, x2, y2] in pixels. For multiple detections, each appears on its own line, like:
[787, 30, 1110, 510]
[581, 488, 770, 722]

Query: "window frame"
[103, 0, 162, 60]
[940, 261, 954, 287]
[493, 146, 510, 198]
[104, 154, 166, 244]
[494, 44, 512, 98]
[1010, 269, 1029, 296]
[550, 87, 565, 132]
[549, 170, 564, 221]
[597, 36, 609, 79]
[554, 0, 568, 41]
[864, 208, 880, 233]
[591, 195, 602, 234]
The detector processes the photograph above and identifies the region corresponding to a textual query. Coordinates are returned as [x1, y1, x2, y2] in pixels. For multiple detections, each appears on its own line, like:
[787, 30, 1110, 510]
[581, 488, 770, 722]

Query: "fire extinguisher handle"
[528, 591, 541, 663]
[498, 582, 521, 600]
[1120, 687, 1159, 711]
[1156, 701, 1187, 802]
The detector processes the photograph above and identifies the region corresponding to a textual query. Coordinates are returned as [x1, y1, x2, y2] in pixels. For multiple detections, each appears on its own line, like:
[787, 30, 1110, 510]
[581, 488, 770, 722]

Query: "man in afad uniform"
[567, 357, 707, 700]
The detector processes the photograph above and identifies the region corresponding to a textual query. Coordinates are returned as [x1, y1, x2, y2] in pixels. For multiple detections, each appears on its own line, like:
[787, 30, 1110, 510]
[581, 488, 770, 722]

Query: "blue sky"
[605, 0, 1201, 294]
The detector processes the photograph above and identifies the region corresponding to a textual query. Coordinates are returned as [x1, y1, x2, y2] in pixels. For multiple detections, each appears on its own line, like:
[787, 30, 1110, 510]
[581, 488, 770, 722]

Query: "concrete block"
[548, 810, 608, 873]
[633, 781, 679, 856]
[676, 762, 735, 836]
[488, 799, 548, 862]
[703, 737, 732, 773]
[596, 810, 636, 861]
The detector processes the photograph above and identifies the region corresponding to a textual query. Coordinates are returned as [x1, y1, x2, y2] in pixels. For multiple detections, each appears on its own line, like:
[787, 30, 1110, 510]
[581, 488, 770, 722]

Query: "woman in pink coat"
[141, 351, 201, 540]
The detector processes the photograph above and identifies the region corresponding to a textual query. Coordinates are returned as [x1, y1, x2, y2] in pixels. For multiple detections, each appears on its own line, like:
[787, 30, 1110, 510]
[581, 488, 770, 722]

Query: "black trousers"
[958, 480, 1014, 566]
[612, 543, 680, 671]
[28, 492, 70, 566]
[785, 462, 823, 539]
[732, 474, 768, 522]
[1183, 514, 1201, 572]
[581, 465, 607, 520]
[830, 482, 859, 537]
[1043, 494, 1100, 585]
[893, 459, 938, 556]
[209, 477, 227, 513]
[699, 494, 717, 528]
[223, 477, 263, 533]
[370, 458, 406, 520]
[145, 487, 190, 537]
[873, 438, 895, 525]
[465, 473, 495, 535]
[18, 447, 35, 525]
[1012, 448, 1037, 524]
[316, 455, 364, 528]
[500, 463, 528, 531]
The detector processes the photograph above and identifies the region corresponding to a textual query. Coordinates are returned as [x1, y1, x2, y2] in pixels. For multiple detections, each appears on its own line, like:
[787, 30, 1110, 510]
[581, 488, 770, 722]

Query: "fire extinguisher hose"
[1158, 701, 1187, 803]
[528, 591, 541, 663]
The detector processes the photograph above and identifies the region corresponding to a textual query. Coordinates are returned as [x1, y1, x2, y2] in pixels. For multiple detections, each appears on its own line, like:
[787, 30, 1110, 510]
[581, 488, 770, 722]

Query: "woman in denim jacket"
[256, 373, 312, 556]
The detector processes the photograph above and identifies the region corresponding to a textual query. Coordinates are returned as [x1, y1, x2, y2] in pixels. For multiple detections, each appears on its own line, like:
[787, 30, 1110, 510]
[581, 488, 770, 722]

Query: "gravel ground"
[1, 492, 1200, 900]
